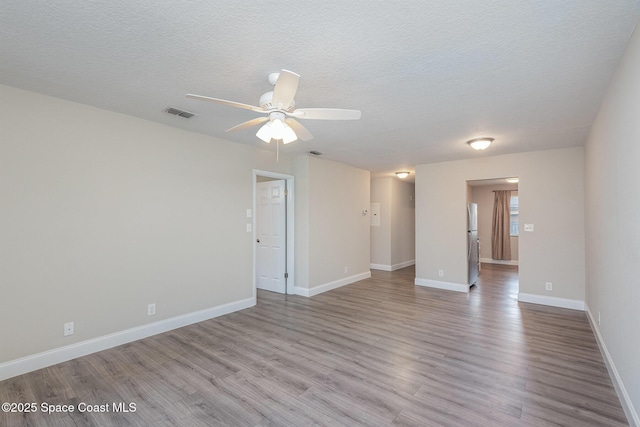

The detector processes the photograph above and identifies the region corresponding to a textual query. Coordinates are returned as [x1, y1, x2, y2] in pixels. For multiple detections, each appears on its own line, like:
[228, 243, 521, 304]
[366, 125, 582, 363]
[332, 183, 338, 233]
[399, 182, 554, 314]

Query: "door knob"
[256, 239, 260, 243]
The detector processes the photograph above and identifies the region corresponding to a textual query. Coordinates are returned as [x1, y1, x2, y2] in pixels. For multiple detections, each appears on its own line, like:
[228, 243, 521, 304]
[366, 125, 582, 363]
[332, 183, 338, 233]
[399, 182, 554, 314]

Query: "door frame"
[253, 169, 295, 301]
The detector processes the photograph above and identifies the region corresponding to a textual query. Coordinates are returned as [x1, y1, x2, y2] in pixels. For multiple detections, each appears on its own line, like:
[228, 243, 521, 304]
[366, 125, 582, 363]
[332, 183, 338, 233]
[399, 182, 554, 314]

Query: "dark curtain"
[492, 190, 511, 260]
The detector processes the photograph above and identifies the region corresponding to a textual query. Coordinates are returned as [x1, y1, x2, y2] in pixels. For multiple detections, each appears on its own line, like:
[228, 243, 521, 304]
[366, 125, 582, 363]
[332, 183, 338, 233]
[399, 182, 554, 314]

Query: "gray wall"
[415, 148, 585, 301]
[585, 22, 640, 421]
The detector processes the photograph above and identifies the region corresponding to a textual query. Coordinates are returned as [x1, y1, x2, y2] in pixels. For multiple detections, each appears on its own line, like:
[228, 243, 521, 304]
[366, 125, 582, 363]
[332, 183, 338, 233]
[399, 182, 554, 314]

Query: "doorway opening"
[467, 177, 519, 298]
[253, 170, 295, 301]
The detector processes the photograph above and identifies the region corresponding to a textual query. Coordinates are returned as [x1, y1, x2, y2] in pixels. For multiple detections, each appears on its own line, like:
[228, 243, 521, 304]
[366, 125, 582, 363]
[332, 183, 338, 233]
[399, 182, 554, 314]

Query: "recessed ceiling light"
[505, 178, 519, 183]
[467, 137, 494, 150]
[395, 171, 410, 179]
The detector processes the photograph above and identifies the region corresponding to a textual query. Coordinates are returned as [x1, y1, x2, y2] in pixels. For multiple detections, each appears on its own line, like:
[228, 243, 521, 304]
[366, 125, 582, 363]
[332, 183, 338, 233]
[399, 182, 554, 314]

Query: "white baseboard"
[370, 260, 415, 271]
[0, 297, 256, 382]
[517, 293, 584, 311]
[585, 304, 639, 427]
[480, 257, 519, 266]
[414, 278, 469, 293]
[294, 271, 372, 297]
[293, 286, 311, 297]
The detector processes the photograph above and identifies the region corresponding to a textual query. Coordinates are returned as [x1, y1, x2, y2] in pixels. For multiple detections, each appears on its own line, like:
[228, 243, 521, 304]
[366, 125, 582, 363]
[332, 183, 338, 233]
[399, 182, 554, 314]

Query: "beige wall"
[470, 184, 519, 262]
[416, 148, 585, 300]
[0, 84, 294, 363]
[294, 155, 370, 290]
[584, 22, 640, 420]
[293, 155, 310, 290]
[370, 178, 392, 266]
[0, 84, 372, 368]
[370, 177, 415, 269]
[390, 179, 415, 266]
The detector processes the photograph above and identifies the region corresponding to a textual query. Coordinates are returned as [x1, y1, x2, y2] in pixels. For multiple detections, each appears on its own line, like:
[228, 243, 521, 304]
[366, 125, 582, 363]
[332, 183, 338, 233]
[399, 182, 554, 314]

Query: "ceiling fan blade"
[291, 108, 361, 120]
[285, 119, 314, 141]
[186, 94, 263, 113]
[226, 117, 268, 132]
[272, 70, 300, 110]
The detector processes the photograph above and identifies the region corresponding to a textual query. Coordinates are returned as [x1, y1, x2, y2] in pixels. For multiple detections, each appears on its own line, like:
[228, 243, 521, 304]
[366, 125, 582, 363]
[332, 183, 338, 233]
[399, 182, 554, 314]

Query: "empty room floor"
[0, 264, 628, 426]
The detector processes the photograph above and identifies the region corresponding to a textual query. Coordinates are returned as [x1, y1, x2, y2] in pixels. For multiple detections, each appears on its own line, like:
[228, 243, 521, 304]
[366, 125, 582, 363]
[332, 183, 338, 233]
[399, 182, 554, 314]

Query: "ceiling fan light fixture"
[256, 122, 273, 143]
[395, 171, 410, 179]
[270, 117, 286, 138]
[467, 137, 494, 150]
[256, 115, 298, 144]
[188, 69, 361, 145]
[281, 125, 298, 144]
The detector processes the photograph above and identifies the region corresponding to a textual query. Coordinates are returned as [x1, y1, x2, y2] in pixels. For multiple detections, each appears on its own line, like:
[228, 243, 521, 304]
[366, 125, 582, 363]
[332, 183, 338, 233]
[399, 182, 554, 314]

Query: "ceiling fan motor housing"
[267, 72, 280, 86]
[259, 91, 295, 112]
[269, 111, 286, 122]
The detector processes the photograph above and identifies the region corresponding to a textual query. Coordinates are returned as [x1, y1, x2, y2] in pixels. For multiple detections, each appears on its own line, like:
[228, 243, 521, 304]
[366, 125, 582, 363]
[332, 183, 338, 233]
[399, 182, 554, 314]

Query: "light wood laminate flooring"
[0, 264, 628, 426]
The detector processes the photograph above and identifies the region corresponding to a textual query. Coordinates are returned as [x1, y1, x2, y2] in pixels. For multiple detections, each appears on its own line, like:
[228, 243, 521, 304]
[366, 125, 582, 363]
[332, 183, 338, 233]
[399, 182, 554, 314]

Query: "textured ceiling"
[2, 1, 639, 178]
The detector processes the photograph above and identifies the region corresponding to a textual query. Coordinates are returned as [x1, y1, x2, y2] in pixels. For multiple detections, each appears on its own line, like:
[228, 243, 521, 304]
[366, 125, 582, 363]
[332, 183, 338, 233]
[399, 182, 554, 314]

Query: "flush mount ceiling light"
[467, 137, 494, 150]
[505, 178, 519, 183]
[395, 171, 410, 179]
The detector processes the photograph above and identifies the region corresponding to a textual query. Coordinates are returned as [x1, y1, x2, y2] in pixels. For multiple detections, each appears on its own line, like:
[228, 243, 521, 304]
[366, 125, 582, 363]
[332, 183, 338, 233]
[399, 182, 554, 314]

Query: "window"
[510, 194, 519, 236]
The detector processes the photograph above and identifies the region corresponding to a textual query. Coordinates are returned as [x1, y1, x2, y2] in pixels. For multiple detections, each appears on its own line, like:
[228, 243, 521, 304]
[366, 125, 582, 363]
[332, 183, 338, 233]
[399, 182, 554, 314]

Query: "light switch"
[524, 224, 534, 232]
[246, 223, 252, 232]
[246, 209, 252, 218]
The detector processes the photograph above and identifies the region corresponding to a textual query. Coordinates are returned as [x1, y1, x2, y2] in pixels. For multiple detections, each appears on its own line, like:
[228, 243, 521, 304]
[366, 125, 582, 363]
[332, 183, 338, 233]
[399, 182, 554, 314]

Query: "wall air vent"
[165, 107, 197, 119]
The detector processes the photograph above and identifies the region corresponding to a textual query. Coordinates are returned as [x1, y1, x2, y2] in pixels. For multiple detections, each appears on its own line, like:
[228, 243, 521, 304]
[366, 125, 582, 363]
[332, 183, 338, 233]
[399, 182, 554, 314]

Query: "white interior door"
[256, 180, 286, 293]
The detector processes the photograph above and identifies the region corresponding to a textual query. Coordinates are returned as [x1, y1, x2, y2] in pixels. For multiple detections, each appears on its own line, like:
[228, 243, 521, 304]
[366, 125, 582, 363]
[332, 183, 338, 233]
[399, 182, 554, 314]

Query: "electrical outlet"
[63, 322, 74, 336]
[545, 282, 552, 291]
[597, 312, 601, 325]
[148, 303, 156, 316]
[344, 266, 349, 274]
[438, 269, 444, 277]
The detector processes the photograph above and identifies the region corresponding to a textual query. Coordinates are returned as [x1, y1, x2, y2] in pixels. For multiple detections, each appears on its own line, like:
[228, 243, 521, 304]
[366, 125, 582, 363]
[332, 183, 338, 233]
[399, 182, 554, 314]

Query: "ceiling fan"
[186, 70, 361, 144]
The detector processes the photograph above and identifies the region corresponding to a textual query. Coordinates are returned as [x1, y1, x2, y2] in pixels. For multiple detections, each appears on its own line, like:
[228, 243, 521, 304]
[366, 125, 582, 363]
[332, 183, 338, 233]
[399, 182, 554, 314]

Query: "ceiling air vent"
[165, 107, 197, 119]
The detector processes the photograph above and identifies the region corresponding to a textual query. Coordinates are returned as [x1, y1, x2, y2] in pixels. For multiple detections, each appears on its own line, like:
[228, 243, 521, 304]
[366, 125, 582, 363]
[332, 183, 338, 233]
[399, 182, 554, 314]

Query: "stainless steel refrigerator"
[467, 203, 479, 286]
